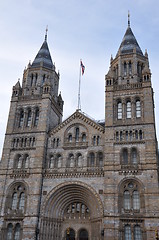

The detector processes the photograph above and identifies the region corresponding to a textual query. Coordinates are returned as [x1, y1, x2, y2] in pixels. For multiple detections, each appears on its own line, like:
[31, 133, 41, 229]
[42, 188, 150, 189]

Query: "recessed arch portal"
[40, 181, 103, 240]
[42, 181, 103, 219]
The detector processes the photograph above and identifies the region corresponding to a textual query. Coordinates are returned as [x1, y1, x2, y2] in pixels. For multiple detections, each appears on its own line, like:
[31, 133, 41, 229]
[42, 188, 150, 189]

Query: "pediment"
[50, 110, 105, 135]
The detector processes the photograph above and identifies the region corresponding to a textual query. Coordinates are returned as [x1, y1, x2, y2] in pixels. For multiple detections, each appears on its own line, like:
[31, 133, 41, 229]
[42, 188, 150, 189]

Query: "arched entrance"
[66, 228, 75, 240]
[79, 229, 88, 240]
[40, 182, 104, 240]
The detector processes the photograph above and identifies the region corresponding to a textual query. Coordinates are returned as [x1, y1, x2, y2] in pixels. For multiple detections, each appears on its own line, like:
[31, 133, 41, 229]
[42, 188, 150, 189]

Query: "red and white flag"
[81, 60, 85, 75]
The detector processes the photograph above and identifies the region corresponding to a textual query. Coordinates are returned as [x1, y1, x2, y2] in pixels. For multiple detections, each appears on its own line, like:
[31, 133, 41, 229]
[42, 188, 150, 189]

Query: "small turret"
[12, 79, 22, 98]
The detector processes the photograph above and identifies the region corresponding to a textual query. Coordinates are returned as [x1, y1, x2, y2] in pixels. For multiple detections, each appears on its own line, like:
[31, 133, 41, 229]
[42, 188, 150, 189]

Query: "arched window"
[7, 223, 13, 240]
[32, 137, 35, 146]
[26, 109, 32, 127]
[8, 184, 26, 214]
[12, 192, 18, 209]
[17, 155, 22, 169]
[75, 127, 79, 142]
[57, 138, 59, 147]
[124, 62, 127, 76]
[82, 133, 86, 142]
[77, 153, 82, 167]
[135, 130, 138, 140]
[116, 132, 119, 141]
[24, 138, 27, 147]
[120, 181, 141, 214]
[117, 102, 122, 119]
[42, 74, 46, 84]
[115, 65, 118, 79]
[126, 101, 131, 119]
[52, 138, 56, 148]
[133, 190, 140, 210]
[89, 152, 95, 167]
[65, 202, 90, 220]
[126, 131, 128, 141]
[81, 204, 85, 214]
[97, 152, 103, 167]
[120, 131, 123, 141]
[31, 73, 34, 86]
[93, 136, 96, 145]
[14, 223, 21, 240]
[129, 61, 132, 75]
[19, 192, 25, 211]
[97, 136, 100, 145]
[123, 149, 128, 165]
[129, 131, 132, 141]
[137, 62, 140, 76]
[136, 100, 141, 118]
[50, 156, 54, 168]
[69, 154, 74, 168]
[13, 139, 16, 148]
[124, 225, 131, 240]
[134, 225, 142, 240]
[34, 108, 39, 126]
[57, 154, 62, 168]
[19, 110, 24, 127]
[35, 73, 38, 86]
[124, 191, 130, 210]
[68, 134, 72, 142]
[139, 130, 143, 140]
[131, 148, 138, 165]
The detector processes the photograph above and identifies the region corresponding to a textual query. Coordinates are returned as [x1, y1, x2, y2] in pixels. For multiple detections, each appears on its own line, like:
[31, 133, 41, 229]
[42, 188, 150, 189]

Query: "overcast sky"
[0, 0, 159, 156]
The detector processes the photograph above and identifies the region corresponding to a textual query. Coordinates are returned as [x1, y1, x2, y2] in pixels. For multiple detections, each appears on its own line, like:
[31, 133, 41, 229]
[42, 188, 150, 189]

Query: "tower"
[0, 31, 63, 239]
[105, 16, 159, 239]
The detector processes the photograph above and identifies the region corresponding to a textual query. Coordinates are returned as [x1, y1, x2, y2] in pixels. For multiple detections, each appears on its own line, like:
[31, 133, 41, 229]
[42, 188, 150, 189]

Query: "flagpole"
[78, 59, 82, 110]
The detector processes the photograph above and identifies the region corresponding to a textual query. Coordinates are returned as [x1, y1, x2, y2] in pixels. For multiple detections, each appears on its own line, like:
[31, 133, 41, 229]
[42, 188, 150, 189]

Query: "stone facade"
[0, 22, 159, 240]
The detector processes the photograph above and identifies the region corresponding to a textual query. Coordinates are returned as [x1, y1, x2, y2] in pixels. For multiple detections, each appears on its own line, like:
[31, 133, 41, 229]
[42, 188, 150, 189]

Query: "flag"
[81, 60, 85, 75]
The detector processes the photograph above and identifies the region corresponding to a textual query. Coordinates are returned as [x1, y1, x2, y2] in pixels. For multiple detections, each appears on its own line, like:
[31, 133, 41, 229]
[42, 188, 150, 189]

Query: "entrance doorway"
[79, 229, 88, 240]
[66, 228, 75, 240]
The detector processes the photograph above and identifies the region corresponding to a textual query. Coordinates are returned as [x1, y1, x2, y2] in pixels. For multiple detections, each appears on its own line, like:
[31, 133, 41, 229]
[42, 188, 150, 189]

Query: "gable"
[50, 110, 105, 135]
[48, 110, 105, 150]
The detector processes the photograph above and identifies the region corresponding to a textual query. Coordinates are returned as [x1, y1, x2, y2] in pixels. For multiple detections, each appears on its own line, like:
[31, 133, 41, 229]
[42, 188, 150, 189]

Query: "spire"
[116, 15, 143, 56]
[45, 25, 48, 42]
[31, 28, 53, 69]
[128, 11, 130, 27]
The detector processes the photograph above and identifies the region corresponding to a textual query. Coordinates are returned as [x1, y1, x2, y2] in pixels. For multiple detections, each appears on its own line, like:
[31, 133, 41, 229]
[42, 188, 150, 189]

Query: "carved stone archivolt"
[41, 181, 103, 218]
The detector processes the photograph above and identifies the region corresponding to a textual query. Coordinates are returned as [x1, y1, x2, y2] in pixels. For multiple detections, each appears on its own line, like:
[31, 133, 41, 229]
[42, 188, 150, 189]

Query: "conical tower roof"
[117, 16, 143, 56]
[32, 30, 53, 69]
